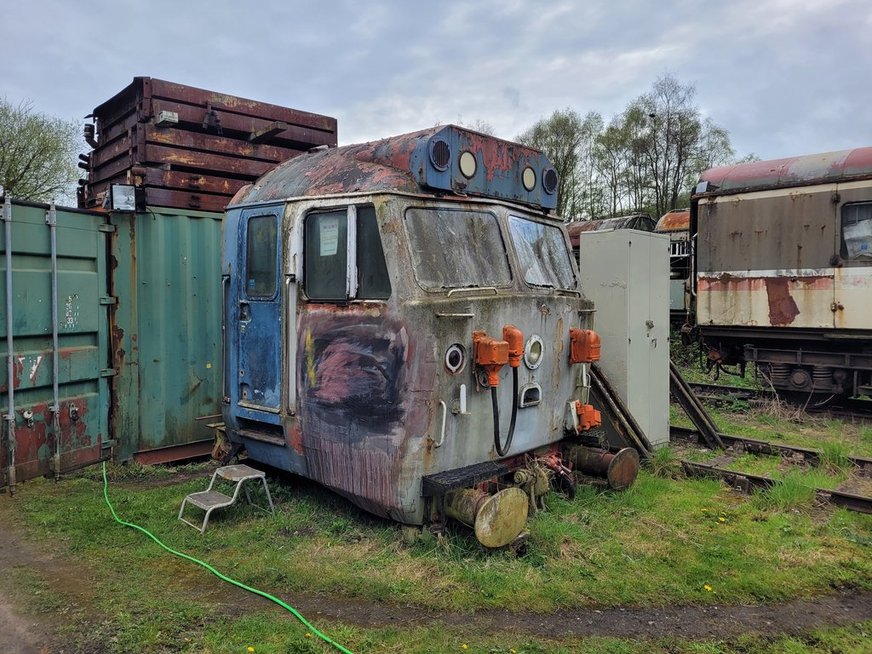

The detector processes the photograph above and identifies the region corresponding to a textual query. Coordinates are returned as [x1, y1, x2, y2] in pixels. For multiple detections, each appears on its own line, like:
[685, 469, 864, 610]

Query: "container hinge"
[98, 223, 116, 233]
[100, 368, 118, 377]
[99, 296, 118, 306]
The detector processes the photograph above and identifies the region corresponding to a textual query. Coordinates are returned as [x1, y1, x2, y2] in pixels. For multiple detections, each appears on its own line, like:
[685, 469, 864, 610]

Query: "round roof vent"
[429, 139, 451, 171]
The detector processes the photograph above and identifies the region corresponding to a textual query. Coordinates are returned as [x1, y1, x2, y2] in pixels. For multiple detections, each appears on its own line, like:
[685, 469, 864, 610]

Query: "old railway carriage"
[692, 147, 872, 402]
[222, 126, 607, 546]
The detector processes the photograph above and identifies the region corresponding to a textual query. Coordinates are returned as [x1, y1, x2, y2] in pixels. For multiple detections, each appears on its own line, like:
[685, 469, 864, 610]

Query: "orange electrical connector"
[574, 401, 602, 431]
[502, 325, 523, 368]
[569, 328, 601, 364]
[473, 330, 509, 387]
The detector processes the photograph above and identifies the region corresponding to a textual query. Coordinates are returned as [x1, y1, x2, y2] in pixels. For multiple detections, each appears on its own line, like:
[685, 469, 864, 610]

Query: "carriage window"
[305, 210, 348, 300]
[357, 206, 391, 299]
[841, 203, 872, 262]
[508, 215, 576, 289]
[246, 215, 277, 298]
[405, 208, 511, 289]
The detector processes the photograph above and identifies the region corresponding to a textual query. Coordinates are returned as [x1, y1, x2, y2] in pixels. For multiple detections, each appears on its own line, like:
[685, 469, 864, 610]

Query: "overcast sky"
[2, 0, 869, 161]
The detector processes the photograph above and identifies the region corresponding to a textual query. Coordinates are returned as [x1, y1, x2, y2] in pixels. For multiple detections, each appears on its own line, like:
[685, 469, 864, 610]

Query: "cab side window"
[304, 205, 391, 301]
[357, 206, 391, 299]
[305, 210, 348, 300]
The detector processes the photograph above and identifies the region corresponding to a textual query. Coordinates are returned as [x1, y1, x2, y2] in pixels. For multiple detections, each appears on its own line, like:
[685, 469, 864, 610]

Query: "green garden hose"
[102, 462, 353, 654]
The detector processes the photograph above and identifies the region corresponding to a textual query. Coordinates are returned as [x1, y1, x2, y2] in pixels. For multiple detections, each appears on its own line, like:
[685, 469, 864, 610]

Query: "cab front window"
[508, 215, 576, 290]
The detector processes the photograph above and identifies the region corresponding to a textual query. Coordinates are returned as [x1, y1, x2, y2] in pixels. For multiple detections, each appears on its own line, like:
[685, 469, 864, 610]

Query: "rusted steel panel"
[140, 188, 230, 213]
[148, 100, 336, 147]
[132, 439, 214, 464]
[141, 168, 258, 196]
[145, 78, 337, 132]
[654, 209, 689, 233]
[143, 123, 305, 163]
[696, 271, 835, 328]
[696, 187, 836, 273]
[82, 77, 338, 212]
[697, 147, 872, 195]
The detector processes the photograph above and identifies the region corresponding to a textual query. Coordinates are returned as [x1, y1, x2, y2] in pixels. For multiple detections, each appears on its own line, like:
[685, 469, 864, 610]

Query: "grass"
[0, 448, 870, 654]
[2, 345, 871, 653]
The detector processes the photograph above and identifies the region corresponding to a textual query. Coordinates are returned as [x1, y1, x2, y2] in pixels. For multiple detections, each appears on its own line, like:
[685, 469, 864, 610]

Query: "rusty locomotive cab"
[221, 125, 639, 548]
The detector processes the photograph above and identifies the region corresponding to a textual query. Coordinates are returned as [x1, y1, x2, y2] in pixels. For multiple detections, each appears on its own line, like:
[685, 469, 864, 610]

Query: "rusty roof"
[566, 214, 652, 236]
[697, 147, 872, 195]
[654, 209, 689, 233]
[229, 125, 558, 210]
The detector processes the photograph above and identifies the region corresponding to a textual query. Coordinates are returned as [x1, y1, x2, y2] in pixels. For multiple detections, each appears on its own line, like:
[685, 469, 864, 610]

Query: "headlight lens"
[523, 335, 544, 369]
[459, 151, 477, 179]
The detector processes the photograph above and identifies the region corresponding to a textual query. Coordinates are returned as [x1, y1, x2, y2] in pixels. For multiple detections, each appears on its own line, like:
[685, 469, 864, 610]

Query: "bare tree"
[517, 108, 586, 218]
[0, 99, 79, 203]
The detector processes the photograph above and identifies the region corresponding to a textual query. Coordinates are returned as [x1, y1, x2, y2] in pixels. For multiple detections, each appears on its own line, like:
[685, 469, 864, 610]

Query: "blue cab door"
[236, 207, 282, 417]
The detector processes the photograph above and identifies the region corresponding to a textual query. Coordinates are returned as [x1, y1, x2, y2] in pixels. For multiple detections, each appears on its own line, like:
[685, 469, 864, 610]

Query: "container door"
[1, 201, 112, 490]
[236, 208, 282, 416]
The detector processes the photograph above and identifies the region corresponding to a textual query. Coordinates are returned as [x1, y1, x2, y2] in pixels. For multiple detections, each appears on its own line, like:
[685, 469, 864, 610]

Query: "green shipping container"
[110, 207, 223, 463]
[1, 200, 112, 489]
[1, 199, 224, 489]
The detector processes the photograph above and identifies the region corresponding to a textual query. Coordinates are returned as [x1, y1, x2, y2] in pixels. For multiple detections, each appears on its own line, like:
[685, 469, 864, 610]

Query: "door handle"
[239, 301, 251, 321]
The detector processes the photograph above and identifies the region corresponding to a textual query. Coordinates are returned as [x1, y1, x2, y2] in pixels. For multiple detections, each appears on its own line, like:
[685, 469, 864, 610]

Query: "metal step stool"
[178, 464, 275, 533]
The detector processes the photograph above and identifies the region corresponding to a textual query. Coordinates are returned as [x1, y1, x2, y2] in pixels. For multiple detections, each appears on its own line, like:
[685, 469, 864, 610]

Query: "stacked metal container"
[79, 77, 337, 213]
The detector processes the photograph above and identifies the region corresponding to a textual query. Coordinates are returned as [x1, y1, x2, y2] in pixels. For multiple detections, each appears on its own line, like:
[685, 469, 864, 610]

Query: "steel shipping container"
[110, 207, 224, 463]
[1, 200, 112, 489]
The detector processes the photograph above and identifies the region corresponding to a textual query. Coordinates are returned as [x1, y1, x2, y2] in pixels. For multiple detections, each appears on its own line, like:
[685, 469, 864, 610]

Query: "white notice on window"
[320, 217, 340, 256]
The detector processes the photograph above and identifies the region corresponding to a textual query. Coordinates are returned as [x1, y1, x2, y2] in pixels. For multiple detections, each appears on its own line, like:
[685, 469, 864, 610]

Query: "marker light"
[459, 151, 477, 179]
[522, 167, 536, 192]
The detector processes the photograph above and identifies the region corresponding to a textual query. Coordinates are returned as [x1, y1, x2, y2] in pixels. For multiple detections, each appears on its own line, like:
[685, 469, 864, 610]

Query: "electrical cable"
[101, 462, 353, 654]
[492, 367, 519, 457]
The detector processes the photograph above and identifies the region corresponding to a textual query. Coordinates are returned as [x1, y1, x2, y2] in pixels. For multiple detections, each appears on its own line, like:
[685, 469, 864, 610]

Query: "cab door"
[237, 207, 283, 418]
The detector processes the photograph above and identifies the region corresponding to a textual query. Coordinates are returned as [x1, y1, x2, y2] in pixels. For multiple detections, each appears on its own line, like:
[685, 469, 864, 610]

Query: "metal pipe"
[3, 196, 16, 491]
[47, 204, 61, 478]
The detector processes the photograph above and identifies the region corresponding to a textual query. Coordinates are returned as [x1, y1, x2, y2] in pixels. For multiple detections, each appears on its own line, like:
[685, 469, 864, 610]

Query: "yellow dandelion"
[704, 584, 713, 592]
[461, 645, 468, 650]
[718, 517, 726, 523]
[305, 633, 312, 639]
[247, 648, 254, 653]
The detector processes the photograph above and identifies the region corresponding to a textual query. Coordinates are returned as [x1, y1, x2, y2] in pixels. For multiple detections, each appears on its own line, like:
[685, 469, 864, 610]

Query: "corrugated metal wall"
[111, 207, 223, 461]
[1, 201, 111, 488]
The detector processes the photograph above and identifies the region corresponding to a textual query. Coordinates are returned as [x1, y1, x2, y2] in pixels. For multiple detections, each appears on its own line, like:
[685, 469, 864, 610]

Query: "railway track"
[685, 382, 872, 418]
[670, 426, 872, 515]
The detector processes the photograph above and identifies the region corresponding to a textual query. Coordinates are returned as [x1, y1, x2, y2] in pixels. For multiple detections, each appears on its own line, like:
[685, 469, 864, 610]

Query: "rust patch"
[655, 209, 690, 233]
[289, 422, 304, 455]
[764, 278, 800, 325]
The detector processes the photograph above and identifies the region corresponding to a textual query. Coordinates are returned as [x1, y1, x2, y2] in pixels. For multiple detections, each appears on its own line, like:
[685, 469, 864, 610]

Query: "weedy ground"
[0, 346, 869, 653]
